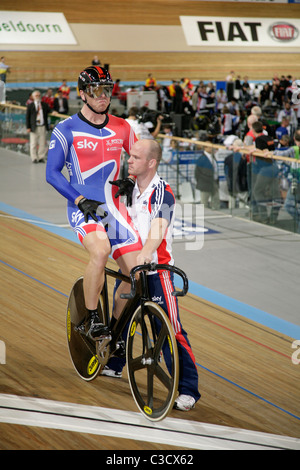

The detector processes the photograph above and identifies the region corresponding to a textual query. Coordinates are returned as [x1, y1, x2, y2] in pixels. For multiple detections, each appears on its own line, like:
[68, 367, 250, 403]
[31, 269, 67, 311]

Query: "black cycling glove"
[78, 198, 107, 223]
[110, 176, 135, 206]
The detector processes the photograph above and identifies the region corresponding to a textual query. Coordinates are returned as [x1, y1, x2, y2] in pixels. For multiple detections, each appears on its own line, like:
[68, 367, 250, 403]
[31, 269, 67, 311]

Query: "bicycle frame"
[102, 262, 189, 356]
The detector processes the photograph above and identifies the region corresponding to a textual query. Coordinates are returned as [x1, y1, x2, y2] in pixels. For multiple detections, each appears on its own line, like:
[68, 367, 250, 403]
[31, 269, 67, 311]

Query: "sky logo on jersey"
[76, 139, 98, 151]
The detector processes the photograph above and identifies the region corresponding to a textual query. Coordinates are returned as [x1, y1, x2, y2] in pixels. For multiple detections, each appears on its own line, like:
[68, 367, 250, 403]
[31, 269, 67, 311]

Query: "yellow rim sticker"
[67, 308, 71, 342]
[87, 355, 99, 376]
[167, 335, 173, 354]
[144, 406, 152, 415]
[130, 321, 136, 337]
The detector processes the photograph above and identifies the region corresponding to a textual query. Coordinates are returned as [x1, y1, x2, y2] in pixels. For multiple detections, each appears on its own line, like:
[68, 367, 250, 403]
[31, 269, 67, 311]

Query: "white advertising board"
[180, 16, 300, 47]
[0, 11, 77, 44]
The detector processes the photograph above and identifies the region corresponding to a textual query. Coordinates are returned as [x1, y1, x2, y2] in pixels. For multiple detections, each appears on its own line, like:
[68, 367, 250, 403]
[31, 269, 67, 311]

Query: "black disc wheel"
[66, 277, 107, 381]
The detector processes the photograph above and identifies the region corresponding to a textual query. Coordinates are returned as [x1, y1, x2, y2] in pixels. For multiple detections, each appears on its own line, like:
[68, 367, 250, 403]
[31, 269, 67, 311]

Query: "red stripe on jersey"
[159, 270, 179, 334]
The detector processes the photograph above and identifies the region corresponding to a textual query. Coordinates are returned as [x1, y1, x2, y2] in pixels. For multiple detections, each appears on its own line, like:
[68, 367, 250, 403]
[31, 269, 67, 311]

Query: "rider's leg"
[101, 251, 139, 377]
[82, 230, 111, 338]
[112, 250, 139, 319]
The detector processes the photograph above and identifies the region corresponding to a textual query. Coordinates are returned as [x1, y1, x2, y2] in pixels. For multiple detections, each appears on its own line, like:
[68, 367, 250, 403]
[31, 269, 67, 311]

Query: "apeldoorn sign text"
[0, 11, 77, 44]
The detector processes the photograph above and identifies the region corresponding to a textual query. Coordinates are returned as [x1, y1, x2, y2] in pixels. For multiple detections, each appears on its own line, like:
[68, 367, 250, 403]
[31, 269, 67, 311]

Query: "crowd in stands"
[3, 65, 300, 231]
[119, 72, 300, 231]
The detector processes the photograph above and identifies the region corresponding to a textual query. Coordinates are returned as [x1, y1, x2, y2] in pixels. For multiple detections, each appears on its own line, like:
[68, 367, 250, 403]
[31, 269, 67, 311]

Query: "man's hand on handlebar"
[137, 251, 152, 266]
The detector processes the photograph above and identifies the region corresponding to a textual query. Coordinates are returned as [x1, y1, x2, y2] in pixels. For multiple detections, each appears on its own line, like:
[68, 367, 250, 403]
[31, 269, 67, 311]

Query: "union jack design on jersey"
[128, 174, 175, 266]
[46, 113, 142, 259]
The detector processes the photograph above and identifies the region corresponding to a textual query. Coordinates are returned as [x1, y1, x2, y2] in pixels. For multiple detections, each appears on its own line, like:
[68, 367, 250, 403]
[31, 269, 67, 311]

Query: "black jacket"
[26, 101, 50, 132]
[53, 96, 69, 114]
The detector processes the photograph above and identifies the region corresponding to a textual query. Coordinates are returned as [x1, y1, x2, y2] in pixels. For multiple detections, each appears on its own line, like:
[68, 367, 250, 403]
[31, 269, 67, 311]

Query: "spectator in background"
[58, 79, 71, 100]
[92, 55, 101, 66]
[125, 106, 142, 139]
[195, 84, 208, 116]
[26, 92, 33, 106]
[258, 83, 271, 107]
[53, 90, 69, 115]
[226, 70, 235, 101]
[112, 79, 127, 104]
[138, 107, 164, 140]
[172, 81, 184, 113]
[273, 130, 300, 232]
[216, 88, 228, 111]
[26, 90, 50, 163]
[144, 73, 157, 91]
[224, 138, 248, 209]
[241, 76, 251, 102]
[277, 101, 298, 134]
[250, 121, 280, 224]
[234, 75, 242, 100]
[195, 142, 220, 210]
[220, 106, 233, 136]
[275, 116, 290, 141]
[276, 133, 290, 150]
[0, 56, 10, 83]
[42, 88, 54, 110]
[244, 114, 259, 145]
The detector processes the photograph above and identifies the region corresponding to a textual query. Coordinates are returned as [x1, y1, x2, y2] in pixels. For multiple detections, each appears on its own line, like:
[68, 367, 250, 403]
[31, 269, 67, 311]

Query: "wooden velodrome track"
[0, 210, 299, 450]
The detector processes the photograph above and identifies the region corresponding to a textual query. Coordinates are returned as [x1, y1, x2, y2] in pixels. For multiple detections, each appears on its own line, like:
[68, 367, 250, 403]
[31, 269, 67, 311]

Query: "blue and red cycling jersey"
[46, 112, 142, 259]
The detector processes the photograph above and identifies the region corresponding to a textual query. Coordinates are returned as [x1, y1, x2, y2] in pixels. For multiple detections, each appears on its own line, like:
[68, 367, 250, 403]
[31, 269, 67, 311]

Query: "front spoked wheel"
[126, 301, 179, 421]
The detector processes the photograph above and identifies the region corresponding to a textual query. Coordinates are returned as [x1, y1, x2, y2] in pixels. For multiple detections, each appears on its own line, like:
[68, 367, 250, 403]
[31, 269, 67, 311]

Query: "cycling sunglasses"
[85, 84, 113, 99]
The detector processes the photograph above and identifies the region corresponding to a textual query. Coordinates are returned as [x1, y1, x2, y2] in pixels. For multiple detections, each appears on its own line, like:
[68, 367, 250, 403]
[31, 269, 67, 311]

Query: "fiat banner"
[180, 16, 300, 47]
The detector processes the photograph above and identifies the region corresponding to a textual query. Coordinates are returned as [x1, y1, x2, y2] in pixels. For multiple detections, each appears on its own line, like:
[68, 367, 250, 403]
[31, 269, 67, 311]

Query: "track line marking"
[0, 394, 299, 450]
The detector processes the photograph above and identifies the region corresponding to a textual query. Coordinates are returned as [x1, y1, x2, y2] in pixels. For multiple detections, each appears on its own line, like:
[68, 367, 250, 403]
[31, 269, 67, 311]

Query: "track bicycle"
[66, 262, 189, 421]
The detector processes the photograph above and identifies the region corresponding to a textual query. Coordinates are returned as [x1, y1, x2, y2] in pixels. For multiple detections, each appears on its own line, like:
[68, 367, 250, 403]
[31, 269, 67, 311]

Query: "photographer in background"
[137, 106, 165, 140]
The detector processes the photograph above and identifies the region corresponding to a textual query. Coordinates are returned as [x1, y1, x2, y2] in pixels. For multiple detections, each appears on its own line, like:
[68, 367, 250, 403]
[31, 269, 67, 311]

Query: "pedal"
[112, 340, 126, 358]
[74, 322, 85, 334]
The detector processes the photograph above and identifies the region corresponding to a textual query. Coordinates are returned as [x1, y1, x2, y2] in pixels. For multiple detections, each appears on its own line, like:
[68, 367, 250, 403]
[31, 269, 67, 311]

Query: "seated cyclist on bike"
[46, 66, 142, 340]
[103, 139, 201, 412]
